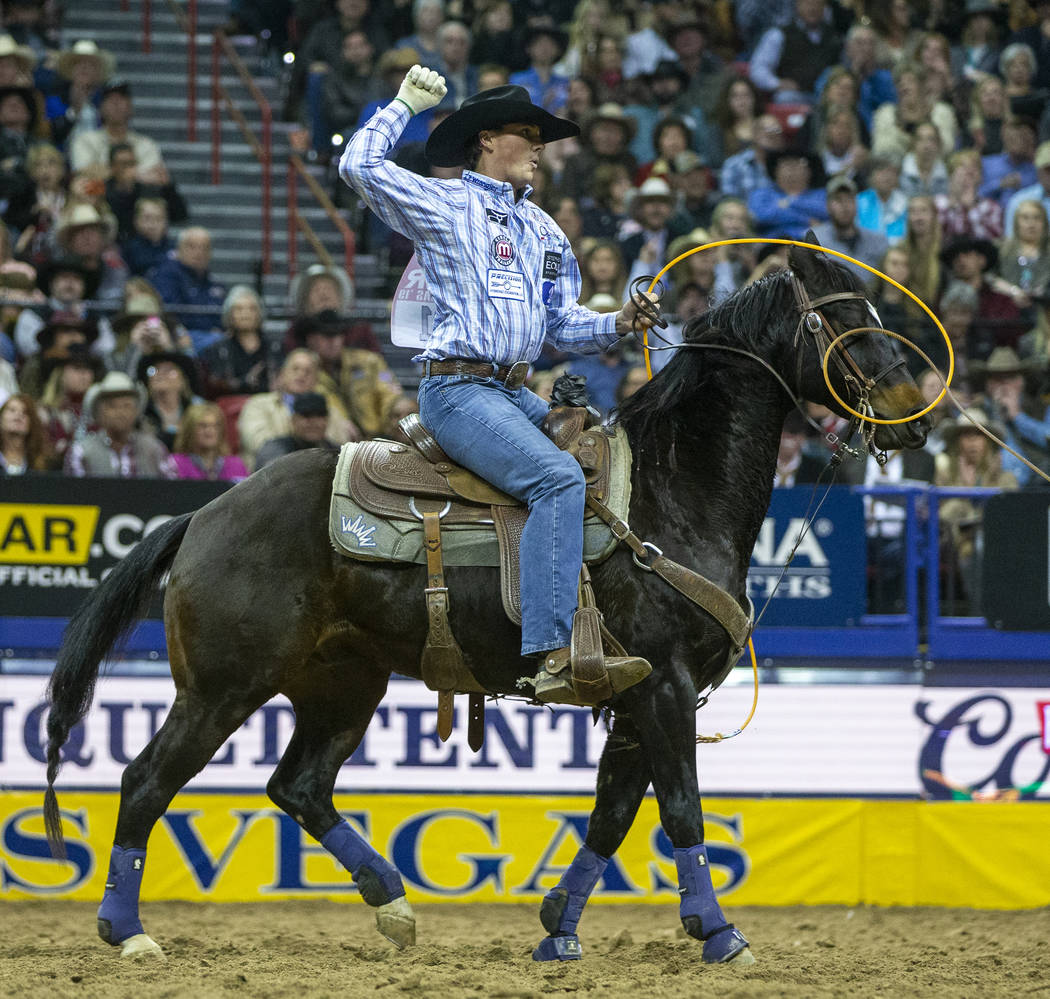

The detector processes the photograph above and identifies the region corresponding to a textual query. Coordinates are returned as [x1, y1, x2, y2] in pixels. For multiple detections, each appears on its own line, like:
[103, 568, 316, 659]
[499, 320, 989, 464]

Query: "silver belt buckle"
[505, 360, 530, 390]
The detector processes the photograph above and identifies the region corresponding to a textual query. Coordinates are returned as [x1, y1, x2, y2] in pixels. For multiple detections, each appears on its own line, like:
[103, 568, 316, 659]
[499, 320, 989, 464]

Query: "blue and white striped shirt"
[339, 102, 619, 365]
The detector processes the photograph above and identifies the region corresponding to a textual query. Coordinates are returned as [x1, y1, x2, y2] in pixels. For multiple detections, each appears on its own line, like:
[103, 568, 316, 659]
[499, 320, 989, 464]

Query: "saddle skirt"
[328, 421, 633, 624]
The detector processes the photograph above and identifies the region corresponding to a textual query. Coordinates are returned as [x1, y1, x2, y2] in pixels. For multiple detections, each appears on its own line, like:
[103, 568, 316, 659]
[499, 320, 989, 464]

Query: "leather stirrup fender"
[570, 566, 612, 703]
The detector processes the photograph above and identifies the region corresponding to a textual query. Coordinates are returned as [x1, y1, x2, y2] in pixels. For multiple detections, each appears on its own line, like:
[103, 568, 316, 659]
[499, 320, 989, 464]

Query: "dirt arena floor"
[2, 901, 1046, 999]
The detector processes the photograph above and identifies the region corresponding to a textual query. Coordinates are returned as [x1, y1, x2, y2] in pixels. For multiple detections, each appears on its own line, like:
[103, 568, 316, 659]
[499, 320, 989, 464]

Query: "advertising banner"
[4, 676, 1048, 800]
[0, 478, 227, 617]
[2, 793, 1048, 909]
[746, 487, 867, 626]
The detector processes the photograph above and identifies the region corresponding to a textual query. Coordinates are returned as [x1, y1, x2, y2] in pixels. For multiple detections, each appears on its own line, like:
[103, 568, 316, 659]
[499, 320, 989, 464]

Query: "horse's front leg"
[532, 714, 651, 962]
[629, 674, 754, 965]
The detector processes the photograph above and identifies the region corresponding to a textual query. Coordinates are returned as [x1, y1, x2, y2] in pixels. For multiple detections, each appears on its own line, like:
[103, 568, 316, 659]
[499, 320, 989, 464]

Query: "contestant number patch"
[491, 235, 515, 267]
[487, 269, 526, 301]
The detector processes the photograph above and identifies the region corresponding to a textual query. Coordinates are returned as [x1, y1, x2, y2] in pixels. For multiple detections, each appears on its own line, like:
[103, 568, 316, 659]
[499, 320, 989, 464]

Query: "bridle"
[787, 271, 907, 462]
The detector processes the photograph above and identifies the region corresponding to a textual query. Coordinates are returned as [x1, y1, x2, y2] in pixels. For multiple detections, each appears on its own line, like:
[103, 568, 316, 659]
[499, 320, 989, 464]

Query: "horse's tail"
[43, 512, 193, 858]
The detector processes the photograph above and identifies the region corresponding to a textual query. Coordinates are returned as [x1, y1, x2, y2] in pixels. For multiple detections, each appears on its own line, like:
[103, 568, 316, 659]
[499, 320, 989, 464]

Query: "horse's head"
[786, 233, 930, 451]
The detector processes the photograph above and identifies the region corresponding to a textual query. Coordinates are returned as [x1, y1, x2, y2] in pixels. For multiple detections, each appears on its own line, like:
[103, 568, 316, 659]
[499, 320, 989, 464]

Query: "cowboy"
[65, 369, 177, 478]
[340, 67, 658, 703]
[970, 345, 1050, 485]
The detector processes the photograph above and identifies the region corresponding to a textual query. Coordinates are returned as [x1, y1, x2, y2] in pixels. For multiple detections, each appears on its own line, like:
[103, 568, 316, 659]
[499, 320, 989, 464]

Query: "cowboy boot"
[531, 647, 651, 706]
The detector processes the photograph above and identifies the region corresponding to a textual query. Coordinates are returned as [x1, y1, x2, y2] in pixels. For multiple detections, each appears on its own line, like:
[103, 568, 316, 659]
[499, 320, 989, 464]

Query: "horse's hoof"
[119, 933, 164, 959]
[532, 934, 582, 961]
[702, 926, 752, 965]
[375, 896, 415, 949]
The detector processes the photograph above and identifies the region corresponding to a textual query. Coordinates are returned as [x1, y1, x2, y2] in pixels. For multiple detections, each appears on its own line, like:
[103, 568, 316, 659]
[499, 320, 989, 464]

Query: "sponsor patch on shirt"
[491, 234, 515, 267]
[486, 207, 509, 226]
[542, 251, 561, 281]
[487, 268, 526, 301]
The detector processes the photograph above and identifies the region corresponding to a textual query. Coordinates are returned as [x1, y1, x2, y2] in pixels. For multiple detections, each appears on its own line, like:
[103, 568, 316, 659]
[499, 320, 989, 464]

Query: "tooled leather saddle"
[328, 406, 626, 748]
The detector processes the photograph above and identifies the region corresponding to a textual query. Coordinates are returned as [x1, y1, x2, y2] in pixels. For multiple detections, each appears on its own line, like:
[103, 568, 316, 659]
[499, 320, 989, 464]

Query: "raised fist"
[396, 64, 448, 115]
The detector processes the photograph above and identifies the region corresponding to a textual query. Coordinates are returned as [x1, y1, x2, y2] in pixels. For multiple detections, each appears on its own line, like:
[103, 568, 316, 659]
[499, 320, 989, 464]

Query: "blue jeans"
[418, 374, 585, 655]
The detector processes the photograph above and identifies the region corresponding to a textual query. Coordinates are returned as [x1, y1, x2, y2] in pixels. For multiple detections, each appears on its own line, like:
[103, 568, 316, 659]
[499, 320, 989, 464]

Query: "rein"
[618, 268, 904, 742]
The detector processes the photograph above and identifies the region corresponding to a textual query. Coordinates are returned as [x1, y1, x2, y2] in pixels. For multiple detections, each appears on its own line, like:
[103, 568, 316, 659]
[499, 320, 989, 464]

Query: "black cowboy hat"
[647, 58, 689, 88]
[136, 350, 202, 397]
[940, 235, 999, 272]
[36, 309, 99, 350]
[40, 340, 106, 384]
[0, 84, 37, 128]
[36, 254, 100, 299]
[425, 85, 580, 167]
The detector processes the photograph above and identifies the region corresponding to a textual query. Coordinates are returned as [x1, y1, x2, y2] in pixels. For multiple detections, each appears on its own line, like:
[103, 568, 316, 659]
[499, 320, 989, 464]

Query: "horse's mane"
[615, 270, 792, 435]
[615, 257, 865, 438]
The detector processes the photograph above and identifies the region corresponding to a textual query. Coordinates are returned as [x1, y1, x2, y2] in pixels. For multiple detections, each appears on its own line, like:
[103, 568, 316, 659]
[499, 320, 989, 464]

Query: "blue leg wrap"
[321, 820, 405, 907]
[532, 844, 607, 962]
[97, 846, 147, 945]
[674, 844, 750, 964]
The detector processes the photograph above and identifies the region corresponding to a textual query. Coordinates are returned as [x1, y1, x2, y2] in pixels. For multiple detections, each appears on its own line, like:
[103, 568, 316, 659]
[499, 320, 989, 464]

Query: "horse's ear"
[787, 229, 825, 275]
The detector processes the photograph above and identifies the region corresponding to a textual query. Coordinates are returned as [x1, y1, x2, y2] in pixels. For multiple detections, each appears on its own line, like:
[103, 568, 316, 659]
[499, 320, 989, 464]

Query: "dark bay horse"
[44, 240, 929, 963]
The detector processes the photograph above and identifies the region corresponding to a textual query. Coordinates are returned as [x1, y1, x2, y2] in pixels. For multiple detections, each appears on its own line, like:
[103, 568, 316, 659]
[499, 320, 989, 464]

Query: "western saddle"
[343, 405, 647, 750]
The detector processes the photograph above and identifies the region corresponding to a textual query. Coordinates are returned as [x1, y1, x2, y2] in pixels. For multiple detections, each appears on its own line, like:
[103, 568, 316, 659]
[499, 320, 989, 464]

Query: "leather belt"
[423, 358, 530, 390]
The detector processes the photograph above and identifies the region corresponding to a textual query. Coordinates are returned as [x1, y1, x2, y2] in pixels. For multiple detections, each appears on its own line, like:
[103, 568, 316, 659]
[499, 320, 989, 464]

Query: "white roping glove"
[396, 65, 448, 115]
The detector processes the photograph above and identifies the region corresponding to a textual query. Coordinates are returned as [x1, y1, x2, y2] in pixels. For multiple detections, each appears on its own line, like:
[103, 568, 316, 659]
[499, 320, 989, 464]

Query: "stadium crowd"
[2, 0, 1050, 607]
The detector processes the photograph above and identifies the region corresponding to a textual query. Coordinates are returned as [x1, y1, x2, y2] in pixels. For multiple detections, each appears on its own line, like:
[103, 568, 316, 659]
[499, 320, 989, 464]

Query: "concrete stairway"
[61, 0, 418, 379]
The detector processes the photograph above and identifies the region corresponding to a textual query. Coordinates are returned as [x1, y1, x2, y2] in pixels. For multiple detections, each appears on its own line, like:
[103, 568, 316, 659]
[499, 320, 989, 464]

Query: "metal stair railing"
[287, 153, 355, 279]
[210, 28, 272, 274]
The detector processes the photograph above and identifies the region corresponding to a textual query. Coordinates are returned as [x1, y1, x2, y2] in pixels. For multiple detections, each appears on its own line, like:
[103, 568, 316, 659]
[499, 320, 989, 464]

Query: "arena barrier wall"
[3, 674, 1048, 908]
[2, 792, 1049, 909]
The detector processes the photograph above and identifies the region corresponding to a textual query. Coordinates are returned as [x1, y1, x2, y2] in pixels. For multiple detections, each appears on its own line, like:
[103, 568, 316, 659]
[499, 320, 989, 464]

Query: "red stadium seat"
[765, 103, 811, 142]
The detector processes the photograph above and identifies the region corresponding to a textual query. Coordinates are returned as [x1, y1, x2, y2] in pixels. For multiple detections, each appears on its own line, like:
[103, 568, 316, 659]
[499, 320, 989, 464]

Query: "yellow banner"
[0, 503, 99, 565]
[2, 793, 1047, 909]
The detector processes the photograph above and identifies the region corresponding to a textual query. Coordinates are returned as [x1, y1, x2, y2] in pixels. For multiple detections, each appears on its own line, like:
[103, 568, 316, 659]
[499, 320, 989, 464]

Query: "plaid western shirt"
[339, 101, 618, 365]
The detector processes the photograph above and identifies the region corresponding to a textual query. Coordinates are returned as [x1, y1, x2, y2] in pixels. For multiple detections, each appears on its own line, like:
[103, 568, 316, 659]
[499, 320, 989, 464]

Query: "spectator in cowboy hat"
[291, 307, 399, 437]
[66, 368, 177, 477]
[620, 175, 676, 277]
[0, 34, 37, 86]
[47, 38, 115, 148]
[935, 405, 1017, 610]
[623, 58, 715, 166]
[11, 255, 98, 359]
[509, 25, 571, 115]
[137, 350, 204, 451]
[18, 310, 98, 398]
[107, 279, 189, 374]
[38, 341, 105, 462]
[969, 345, 1050, 485]
[559, 101, 638, 200]
[940, 234, 1027, 358]
[69, 78, 166, 177]
[48, 200, 128, 307]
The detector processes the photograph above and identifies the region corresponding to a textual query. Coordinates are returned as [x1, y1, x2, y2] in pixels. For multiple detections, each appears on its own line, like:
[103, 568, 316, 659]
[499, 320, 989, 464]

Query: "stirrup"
[531, 649, 651, 705]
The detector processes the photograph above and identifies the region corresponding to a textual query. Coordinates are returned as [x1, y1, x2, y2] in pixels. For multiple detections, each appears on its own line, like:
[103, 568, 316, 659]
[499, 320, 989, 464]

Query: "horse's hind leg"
[100, 685, 270, 957]
[265, 666, 414, 948]
[533, 714, 651, 962]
